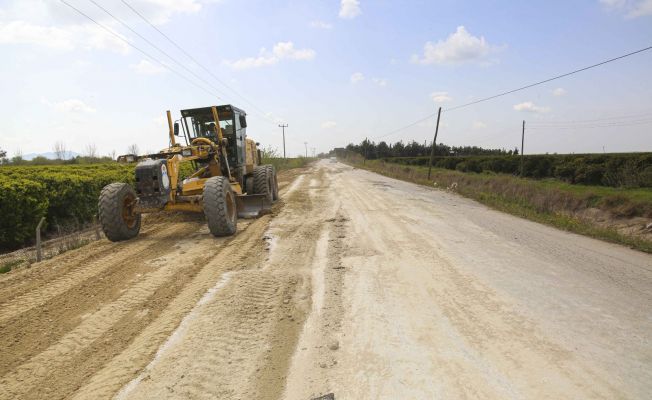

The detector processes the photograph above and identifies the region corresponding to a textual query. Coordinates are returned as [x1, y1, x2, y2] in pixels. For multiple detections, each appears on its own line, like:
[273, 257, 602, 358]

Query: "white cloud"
[130, 59, 166, 75]
[552, 87, 566, 96]
[42, 98, 97, 114]
[472, 121, 487, 129]
[310, 20, 333, 29]
[339, 0, 361, 19]
[224, 41, 316, 70]
[628, 0, 652, 16]
[372, 78, 387, 87]
[133, 0, 203, 23]
[513, 101, 550, 113]
[321, 121, 337, 129]
[600, 0, 626, 6]
[350, 72, 364, 83]
[431, 91, 452, 103]
[412, 26, 495, 65]
[0, 20, 129, 54]
[0, 0, 217, 26]
[599, 0, 652, 17]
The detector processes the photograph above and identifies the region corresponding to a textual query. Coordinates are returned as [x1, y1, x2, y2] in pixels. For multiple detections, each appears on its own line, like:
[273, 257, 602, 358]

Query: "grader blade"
[236, 194, 272, 218]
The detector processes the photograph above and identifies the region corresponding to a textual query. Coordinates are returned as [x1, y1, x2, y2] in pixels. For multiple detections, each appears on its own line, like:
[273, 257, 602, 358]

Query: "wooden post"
[427, 107, 442, 180]
[520, 120, 525, 177]
[94, 215, 101, 240]
[36, 217, 46, 262]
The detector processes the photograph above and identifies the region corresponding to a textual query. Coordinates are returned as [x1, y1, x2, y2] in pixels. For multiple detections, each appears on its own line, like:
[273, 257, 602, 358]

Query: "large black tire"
[265, 165, 279, 201]
[203, 176, 237, 237]
[253, 165, 273, 203]
[98, 183, 141, 242]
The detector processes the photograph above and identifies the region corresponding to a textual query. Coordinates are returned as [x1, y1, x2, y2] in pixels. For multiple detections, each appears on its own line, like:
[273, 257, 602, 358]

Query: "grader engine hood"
[134, 159, 171, 209]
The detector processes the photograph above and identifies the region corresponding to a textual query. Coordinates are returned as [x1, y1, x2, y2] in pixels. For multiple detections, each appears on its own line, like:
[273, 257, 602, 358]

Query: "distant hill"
[23, 151, 82, 161]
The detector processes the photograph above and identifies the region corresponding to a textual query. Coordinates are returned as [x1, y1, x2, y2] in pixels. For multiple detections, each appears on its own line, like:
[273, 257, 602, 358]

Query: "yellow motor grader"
[99, 105, 278, 241]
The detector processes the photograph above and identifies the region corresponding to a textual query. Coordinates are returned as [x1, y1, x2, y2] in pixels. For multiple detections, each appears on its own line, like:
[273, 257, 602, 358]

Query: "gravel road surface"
[1, 160, 650, 399]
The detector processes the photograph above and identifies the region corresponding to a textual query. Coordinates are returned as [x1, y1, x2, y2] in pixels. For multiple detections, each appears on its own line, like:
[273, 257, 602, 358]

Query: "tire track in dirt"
[122, 271, 289, 399]
[0, 167, 316, 400]
[283, 205, 349, 400]
[0, 217, 173, 296]
[0, 222, 204, 375]
[0, 222, 188, 325]
[70, 215, 273, 400]
[0, 224, 238, 399]
[109, 166, 337, 400]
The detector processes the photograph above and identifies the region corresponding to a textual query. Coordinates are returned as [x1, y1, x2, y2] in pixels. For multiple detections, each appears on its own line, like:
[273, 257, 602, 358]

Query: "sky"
[1, 0, 651, 158]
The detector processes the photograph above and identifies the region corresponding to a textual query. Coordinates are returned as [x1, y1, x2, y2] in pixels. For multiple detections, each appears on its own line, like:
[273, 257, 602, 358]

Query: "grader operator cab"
[99, 105, 278, 241]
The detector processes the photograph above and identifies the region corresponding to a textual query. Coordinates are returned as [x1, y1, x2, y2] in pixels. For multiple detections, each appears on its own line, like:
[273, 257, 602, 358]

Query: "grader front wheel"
[98, 183, 141, 242]
[203, 176, 237, 237]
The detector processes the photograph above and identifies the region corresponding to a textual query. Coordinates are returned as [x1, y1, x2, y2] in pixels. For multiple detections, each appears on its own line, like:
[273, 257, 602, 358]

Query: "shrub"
[0, 176, 48, 249]
[0, 164, 134, 250]
[381, 153, 652, 188]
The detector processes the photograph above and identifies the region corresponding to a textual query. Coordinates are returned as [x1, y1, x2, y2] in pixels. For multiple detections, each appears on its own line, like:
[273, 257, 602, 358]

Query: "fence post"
[36, 217, 46, 262]
[94, 215, 101, 240]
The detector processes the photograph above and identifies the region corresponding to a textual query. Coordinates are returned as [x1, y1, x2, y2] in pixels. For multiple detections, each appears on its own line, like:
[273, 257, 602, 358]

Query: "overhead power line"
[119, 0, 277, 124]
[529, 118, 652, 130]
[527, 111, 652, 126]
[443, 45, 652, 113]
[88, 0, 229, 100]
[374, 44, 652, 140]
[60, 0, 222, 101]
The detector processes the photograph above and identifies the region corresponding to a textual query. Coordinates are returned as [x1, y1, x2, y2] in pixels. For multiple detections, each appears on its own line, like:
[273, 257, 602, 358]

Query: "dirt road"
[1, 161, 650, 399]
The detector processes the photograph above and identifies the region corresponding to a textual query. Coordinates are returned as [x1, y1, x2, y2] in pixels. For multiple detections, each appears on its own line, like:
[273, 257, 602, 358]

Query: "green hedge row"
[381, 153, 652, 187]
[0, 164, 134, 250]
[0, 162, 203, 250]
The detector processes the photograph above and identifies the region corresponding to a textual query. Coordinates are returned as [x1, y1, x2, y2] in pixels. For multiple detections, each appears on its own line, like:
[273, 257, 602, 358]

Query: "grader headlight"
[182, 148, 192, 157]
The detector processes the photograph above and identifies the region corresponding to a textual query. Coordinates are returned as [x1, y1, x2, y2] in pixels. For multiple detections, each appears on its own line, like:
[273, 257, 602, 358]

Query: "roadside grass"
[345, 158, 652, 253]
[0, 259, 25, 274]
[263, 157, 316, 171]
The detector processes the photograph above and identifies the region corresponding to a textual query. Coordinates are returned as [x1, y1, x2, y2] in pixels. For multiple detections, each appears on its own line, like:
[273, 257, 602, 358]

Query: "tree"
[53, 141, 68, 160]
[376, 141, 391, 158]
[127, 144, 140, 155]
[392, 141, 405, 157]
[514, 147, 519, 156]
[261, 145, 279, 159]
[84, 143, 98, 158]
[11, 148, 24, 165]
[0, 147, 6, 164]
[109, 149, 116, 160]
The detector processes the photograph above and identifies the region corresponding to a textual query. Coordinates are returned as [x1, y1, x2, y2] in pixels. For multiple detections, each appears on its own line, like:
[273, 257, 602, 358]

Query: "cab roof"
[179, 104, 246, 118]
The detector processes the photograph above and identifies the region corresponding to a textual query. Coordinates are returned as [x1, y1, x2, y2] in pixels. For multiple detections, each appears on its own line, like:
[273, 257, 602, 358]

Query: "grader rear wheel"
[265, 165, 279, 201]
[98, 183, 141, 242]
[203, 176, 237, 237]
[253, 165, 273, 203]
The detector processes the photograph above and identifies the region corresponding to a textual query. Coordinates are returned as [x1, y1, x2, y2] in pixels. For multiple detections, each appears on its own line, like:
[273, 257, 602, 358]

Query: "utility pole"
[278, 124, 288, 160]
[427, 107, 442, 180]
[304, 142, 308, 158]
[311, 147, 316, 158]
[520, 120, 525, 177]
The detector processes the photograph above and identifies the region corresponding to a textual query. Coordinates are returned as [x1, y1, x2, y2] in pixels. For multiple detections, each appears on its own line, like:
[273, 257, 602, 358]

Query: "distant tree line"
[344, 139, 518, 159]
[0, 142, 143, 166]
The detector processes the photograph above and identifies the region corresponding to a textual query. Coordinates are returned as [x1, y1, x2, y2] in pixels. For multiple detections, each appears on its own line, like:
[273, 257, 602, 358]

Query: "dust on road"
[1, 161, 650, 399]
